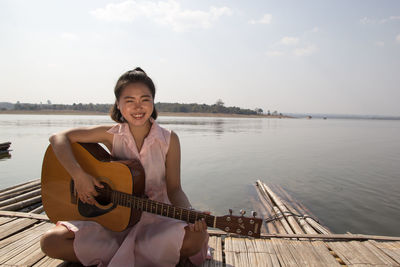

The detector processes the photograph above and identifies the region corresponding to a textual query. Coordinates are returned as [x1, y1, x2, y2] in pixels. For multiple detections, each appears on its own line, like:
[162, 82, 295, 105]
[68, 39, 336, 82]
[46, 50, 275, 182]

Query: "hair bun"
[133, 67, 146, 74]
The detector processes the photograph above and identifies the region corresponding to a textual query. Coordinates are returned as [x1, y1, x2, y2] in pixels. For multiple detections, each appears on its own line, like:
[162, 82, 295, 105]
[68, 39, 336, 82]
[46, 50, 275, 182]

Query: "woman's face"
[117, 82, 154, 127]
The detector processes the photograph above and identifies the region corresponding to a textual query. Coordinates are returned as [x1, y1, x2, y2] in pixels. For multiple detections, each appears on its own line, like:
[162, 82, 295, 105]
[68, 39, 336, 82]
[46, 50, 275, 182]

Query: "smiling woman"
[39, 68, 210, 266]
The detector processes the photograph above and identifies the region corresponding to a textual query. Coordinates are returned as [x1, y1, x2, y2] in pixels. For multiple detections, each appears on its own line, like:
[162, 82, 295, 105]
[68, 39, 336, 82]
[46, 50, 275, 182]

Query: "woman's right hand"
[73, 172, 104, 205]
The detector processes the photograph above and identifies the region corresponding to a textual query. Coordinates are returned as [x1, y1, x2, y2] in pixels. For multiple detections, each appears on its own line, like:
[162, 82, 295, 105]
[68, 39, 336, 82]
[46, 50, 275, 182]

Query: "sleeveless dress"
[58, 120, 209, 267]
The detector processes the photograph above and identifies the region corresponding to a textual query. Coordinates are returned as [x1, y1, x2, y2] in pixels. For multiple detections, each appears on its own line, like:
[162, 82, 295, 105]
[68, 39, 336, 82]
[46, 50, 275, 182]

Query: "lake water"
[1, 114, 399, 236]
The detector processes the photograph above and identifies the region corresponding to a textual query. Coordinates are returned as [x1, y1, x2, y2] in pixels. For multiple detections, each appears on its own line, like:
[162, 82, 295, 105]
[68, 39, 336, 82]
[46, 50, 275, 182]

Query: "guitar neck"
[95, 187, 262, 238]
[113, 190, 216, 227]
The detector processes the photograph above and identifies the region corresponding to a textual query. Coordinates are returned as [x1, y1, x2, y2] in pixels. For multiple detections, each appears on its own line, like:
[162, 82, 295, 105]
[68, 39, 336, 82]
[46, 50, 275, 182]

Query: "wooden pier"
[0, 179, 400, 266]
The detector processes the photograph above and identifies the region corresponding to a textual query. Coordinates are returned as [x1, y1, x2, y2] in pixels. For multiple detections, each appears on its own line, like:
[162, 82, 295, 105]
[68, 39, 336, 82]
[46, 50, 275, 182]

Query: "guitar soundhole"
[77, 181, 117, 218]
[95, 182, 112, 205]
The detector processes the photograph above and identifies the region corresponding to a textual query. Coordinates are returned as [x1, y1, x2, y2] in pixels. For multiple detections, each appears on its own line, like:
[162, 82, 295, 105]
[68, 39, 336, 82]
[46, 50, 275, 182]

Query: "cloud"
[360, 17, 375, 24]
[249, 14, 272, 24]
[310, 27, 319, 33]
[396, 34, 400, 44]
[381, 16, 400, 23]
[375, 41, 385, 47]
[293, 45, 316, 56]
[90, 0, 232, 32]
[280, 36, 299, 45]
[60, 32, 79, 41]
[360, 15, 400, 24]
[265, 50, 284, 57]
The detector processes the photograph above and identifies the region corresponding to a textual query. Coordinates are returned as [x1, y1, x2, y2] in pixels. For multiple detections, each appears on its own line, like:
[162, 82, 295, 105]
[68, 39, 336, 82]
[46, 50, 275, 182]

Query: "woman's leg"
[40, 225, 79, 262]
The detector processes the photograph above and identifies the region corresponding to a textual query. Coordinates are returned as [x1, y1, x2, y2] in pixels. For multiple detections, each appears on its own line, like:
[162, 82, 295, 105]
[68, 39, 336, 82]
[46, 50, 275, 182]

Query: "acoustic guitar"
[41, 143, 262, 238]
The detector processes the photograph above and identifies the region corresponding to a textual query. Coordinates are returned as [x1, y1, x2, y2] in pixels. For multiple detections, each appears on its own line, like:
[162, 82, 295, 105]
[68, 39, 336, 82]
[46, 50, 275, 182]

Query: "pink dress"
[58, 120, 209, 267]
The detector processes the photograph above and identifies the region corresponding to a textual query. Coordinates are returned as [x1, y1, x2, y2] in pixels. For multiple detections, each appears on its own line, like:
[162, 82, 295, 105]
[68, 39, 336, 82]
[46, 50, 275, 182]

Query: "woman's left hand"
[189, 218, 207, 232]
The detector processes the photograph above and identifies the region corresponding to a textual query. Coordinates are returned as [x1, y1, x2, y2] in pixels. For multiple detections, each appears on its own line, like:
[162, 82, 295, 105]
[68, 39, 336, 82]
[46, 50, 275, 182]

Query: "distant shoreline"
[0, 109, 292, 118]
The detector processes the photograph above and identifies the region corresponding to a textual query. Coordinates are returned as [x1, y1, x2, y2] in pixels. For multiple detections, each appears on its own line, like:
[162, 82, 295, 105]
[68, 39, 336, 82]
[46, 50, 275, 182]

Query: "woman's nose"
[133, 101, 142, 109]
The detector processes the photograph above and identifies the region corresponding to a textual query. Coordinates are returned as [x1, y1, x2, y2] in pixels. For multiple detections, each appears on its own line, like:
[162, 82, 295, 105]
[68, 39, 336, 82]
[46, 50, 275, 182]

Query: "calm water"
[1, 114, 399, 236]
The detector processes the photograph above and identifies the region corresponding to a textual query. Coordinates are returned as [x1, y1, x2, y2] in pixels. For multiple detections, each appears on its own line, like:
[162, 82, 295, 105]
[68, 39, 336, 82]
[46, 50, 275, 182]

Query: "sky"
[0, 0, 399, 116]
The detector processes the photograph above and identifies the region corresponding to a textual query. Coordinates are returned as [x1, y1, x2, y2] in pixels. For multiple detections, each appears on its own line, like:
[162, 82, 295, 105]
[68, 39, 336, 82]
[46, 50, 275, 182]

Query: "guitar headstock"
[216, 210, 262, 238]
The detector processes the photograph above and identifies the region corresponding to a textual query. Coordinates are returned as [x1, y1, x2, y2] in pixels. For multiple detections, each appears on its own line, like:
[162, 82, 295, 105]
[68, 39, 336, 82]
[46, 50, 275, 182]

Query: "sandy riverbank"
[0, 110, 108, 116]
[0, 110, 292, 118]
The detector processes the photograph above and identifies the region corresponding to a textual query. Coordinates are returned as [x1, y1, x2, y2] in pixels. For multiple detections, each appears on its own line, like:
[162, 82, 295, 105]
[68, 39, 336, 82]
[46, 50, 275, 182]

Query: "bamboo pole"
[274, 184, 317, 220]
[0, 210, 49, 221]
[270, 185, 318, 235]
[29, 205, 44, 214]
[0, 188, 41, 207]
[0, 184, 41, 202]
[206, 229, 400, 241]
[247, 194, 272, 234]
[253, 183, 278, 234]
[297, 217, 318, 234]
[0, 179, 40, 194]
[272, 184, 332, 235]
[258, 181, 304, 234]
[0, 179, 40, 197]
[305, 217, 331, 235]
[272, 206, 293, 234]
[0, 195, 42, 211]
[255, 181, 286, 234]
[256, 181, 289, 233]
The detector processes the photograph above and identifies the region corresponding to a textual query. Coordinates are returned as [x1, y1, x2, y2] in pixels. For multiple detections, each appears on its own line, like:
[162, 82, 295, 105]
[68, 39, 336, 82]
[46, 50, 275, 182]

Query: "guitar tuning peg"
[229, 208, 233, 215]
[240, 209, 246, 216]
[252, 211, 257, 217]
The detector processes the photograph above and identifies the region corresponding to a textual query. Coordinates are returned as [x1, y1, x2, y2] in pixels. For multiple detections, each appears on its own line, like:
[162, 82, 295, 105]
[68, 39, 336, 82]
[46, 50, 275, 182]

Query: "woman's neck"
[128, 120, 152, 152]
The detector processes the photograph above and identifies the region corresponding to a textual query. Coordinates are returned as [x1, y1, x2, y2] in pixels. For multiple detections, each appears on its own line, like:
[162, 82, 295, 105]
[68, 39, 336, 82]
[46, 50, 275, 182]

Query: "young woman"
[40, 68, 209, 266]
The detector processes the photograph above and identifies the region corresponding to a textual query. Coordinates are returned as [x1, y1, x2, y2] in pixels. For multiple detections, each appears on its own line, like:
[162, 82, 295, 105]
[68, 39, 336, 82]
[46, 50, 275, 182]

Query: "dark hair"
[110, 67, 158, 122]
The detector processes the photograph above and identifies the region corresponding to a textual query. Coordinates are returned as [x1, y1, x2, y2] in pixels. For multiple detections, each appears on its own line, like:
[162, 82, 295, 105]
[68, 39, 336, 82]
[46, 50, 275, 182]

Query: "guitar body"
[41, 143, 145, 232]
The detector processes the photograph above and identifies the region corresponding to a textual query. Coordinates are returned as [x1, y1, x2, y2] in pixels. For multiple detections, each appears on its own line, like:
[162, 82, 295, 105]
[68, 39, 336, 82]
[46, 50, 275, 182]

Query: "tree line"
[13, 102, 111, 113]
[155, 102, 261, 115]
[11, 101, 264, 115]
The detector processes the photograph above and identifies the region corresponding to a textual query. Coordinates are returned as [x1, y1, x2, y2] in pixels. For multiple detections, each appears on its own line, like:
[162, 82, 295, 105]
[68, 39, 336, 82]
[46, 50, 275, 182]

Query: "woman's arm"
[49, 125, 113, 204]
[165, 131, 192, 209]
[166, 132, 208, 234]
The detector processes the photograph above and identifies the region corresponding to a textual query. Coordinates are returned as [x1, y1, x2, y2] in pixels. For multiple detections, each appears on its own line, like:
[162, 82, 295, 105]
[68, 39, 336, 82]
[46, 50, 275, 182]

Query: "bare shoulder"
[169, 131, 180, 149]
[167, 131, 181, 158]
[170, 130, 180, 143]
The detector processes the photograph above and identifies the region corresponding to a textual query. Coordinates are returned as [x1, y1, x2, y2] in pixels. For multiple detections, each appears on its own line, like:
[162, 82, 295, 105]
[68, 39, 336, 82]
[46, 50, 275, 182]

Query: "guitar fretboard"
[100, 189, 216, 227]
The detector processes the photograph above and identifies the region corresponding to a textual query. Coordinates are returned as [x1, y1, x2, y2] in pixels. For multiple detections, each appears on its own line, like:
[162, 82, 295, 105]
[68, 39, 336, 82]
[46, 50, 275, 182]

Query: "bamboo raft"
[0, 142, 11, 151]
[0, 179, 400, 266]
[0, 142, 12, 159]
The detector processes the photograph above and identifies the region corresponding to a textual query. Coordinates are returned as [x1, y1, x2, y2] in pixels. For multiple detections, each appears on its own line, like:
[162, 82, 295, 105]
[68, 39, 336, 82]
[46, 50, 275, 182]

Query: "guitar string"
[98, 188, 216, 225]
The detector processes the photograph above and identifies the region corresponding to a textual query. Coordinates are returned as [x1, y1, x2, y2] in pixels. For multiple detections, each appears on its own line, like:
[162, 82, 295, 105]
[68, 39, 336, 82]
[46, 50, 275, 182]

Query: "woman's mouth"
[132, 113, 145, 119]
